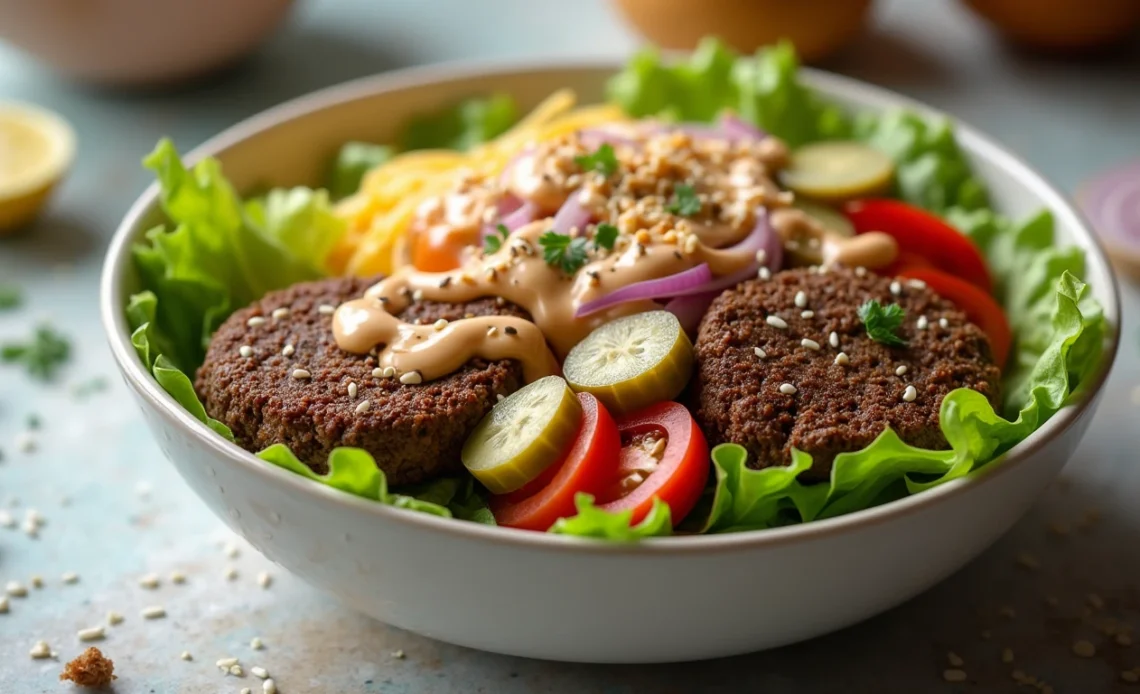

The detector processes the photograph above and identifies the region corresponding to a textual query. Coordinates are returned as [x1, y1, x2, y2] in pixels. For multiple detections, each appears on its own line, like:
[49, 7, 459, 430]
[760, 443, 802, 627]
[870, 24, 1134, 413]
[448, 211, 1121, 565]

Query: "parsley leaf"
[1, 324, 72, 380]
[0, 284, 21, 310]
[574, 144, 618, 176]
[593, 223, 619, 251]
[484, 223, 510, 254]
[539, 231, 591, 274]
[857, 300, 908, 347]
[667, 183, 701, 216]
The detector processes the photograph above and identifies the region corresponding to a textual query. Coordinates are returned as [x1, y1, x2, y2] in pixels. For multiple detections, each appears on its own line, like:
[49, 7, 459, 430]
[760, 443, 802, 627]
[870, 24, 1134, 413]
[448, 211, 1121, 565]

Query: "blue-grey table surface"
[1, 0, 1138, 692]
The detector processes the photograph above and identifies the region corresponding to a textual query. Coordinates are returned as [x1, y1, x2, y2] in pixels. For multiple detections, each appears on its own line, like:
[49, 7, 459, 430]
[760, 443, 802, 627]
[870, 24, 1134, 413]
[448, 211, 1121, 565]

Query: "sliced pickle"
[793, 198, 855, 237]
[461, 375, 582, 495]
[563, 311, 693, 416]
[782, 141, 895, 202]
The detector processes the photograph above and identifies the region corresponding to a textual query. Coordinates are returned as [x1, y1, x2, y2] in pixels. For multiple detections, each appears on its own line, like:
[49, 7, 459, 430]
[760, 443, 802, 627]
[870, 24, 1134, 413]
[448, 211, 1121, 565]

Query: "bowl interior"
[102, 59, 1120, 544]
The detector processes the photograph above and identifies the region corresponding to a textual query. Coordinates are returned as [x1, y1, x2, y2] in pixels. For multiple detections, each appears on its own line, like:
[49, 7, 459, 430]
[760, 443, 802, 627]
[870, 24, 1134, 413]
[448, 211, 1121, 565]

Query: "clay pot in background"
[961, 0, 1140, 51]
[611, 0, 876, 62]
[0, 0, 295, 88]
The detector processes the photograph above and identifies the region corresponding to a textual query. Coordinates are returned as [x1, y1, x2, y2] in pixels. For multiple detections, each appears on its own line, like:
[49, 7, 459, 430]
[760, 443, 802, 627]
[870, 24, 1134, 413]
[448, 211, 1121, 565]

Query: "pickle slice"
[461, 375, 582, 495]
[781, 141, 895, 202]
[563, 311, 693, 416]
[793, 198, 855, 237]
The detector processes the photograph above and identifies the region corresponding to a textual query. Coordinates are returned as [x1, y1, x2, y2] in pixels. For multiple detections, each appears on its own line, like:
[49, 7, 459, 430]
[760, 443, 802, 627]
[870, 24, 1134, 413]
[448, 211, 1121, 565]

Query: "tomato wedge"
[899, 267, 1012, 368]
[844, 199, 992, 292]
[489, 393, 620, 531]
[596, 402, 709, 526]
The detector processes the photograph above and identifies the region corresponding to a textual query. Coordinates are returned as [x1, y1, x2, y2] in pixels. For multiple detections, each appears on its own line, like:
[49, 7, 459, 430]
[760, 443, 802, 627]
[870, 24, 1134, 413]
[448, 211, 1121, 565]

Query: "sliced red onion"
[551, 189, 592, 236]
[665, 292, 718, 335]
[573, 208, 778, 318]
[481, 199, 538, 243]
[1079, 159, 1140, 248]
[719, 113, 767, 141]
[578, 128, 640, 149]
[576, 264, 714, 317]
[644, 115, 767, 143]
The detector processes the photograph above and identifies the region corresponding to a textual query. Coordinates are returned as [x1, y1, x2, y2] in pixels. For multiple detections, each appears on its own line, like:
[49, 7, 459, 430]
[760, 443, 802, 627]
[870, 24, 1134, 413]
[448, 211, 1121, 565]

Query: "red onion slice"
[665, 291, 719, 335]
[719, 113, 767, 141]
[481, 199, 537, 243]
[551, 190, 592, 236]
[1080, 159, 1140, 246]
[575, 264, 714, 317]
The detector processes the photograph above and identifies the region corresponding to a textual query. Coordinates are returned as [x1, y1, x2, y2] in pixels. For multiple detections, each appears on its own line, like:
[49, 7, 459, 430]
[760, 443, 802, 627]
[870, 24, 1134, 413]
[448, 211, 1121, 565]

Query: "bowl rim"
[100, 55, 1121, 555]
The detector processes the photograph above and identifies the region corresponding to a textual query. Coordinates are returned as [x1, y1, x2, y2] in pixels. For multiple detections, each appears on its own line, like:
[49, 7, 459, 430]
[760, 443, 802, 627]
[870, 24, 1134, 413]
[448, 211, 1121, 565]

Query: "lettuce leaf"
[549, 494, 672, 540]
[400, 94, 517, 152]
[326, 141, 394, 199]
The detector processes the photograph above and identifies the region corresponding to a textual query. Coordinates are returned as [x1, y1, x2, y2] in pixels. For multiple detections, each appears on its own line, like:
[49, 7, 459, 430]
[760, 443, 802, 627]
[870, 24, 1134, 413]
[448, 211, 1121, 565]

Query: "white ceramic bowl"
[100, 59, 1120, 664]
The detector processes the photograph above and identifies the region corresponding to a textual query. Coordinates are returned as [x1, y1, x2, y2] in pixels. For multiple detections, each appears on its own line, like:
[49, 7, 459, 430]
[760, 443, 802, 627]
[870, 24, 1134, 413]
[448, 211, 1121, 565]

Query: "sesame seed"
[107, 611, 124, 625]
[217, 657, 239, 669]
[916, 315, 929, 330]
[22, 519, 38, 538]
[828, 332, 839, 349]
[1072, 640, 1096, 658]
[282, 344, 295, 357]
[15, 432, 36, 453]
[757, 267, 771, 280]
[400, 371, 423, 385]
[6, 581, 27, 597]
[854, 266, 867, 277]
[354, 400, 371, 414]
[257, 572, 272, 588]
[907, 279, 927, 289]
[250, 637, 263, 650]
[412, 289, 424, 301]
[895, 365, 908, 376]
[755, 249, 767, 265]
[801, 339, 821, 351]
[142, 605, 166, 619]
[239, 346, 253, 358]
[939, 317, 950, 329]
[947, 652, 964, 667]
[371, 367, 384, 378]
[800, 310, 814, 318]
[224, 542, 240, 558]
[794, 291, 808, 308]
[29, 640, 51, 659]
[252, 666, 269, 679]
[30, 575, 43, 589]
[779, 383, 797, 395]
[0, 596, 7, 613]
[753, 347, 767, 359]
[247, 316, 266, 327]
[291, 368, 311, 380]
[139, 573, 160, 589]
[766, 315, 788, 329]
[263, 679, 278, 694]
[486, 326, 499, 337]
[433, 319, 448, 331]
[230, 664, 244, 676]
[347, 382, 358, 399]
[504, 326, 518, 336]
[942, 669, 967, 683]
[271, 307, 289, 321]
[496, 393, 505, 402]
[889, 281, 902, 295]
[181, 651, 192, 661]
[392, 649, 406, 659]
[902, 385, 917, 402]
[318, 304, 336, 315]
[382, 366, 396, 379]
[834, 352, 850, 366]
[77, 626, 105, 642]
[683, 235, 699, 254]
[1002, 648, 1014, 663]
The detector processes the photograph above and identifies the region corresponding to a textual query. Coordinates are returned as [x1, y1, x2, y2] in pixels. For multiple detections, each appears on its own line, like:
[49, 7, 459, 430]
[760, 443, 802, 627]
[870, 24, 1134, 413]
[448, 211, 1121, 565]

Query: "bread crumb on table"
[59, 647, 116, 687]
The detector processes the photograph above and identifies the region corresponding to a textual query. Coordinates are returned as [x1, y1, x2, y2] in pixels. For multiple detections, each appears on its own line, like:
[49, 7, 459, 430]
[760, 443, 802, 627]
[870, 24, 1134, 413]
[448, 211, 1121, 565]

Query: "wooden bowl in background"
[610, 0, 876, 63]
[961, 0, 1140, 51]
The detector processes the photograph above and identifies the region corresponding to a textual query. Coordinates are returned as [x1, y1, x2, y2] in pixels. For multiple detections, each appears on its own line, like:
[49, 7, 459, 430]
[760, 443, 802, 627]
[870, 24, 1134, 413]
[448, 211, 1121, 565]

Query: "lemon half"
[0, 103, 76, 234]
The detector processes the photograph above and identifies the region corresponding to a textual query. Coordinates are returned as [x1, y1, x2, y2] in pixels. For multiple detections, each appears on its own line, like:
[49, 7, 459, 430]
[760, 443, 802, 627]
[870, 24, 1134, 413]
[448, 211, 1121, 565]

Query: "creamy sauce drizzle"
[333, 127, 899, 384]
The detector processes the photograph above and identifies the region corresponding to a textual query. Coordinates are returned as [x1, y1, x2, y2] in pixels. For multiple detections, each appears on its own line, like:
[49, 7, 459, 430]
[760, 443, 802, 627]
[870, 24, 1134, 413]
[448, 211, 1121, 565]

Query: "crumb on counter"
[59, 647, 116, 687]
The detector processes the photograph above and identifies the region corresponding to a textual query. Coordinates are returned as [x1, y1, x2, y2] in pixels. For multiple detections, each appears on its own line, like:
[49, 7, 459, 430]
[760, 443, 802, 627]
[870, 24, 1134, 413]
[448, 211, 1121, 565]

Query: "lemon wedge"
[0, 103, 76, 235]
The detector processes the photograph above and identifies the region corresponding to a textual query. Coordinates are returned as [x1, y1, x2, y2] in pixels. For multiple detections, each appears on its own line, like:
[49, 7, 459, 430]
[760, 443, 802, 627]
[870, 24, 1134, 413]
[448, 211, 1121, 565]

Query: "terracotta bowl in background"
[0, 0, 295, 88]
[961, 0, 1140, 51]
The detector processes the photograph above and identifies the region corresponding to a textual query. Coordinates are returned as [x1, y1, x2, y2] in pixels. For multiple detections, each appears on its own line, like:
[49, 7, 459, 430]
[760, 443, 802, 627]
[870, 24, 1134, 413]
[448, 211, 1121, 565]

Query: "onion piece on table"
[1078, 158, 1140, 281]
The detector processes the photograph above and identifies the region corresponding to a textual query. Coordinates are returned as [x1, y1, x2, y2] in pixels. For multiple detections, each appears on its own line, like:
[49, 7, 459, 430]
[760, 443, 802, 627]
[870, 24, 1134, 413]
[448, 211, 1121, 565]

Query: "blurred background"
[1, 0, 1138, 692]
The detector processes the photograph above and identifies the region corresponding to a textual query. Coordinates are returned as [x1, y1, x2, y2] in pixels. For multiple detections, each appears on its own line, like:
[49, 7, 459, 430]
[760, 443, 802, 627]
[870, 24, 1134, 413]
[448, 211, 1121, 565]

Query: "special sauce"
[333, 127, 898, 384]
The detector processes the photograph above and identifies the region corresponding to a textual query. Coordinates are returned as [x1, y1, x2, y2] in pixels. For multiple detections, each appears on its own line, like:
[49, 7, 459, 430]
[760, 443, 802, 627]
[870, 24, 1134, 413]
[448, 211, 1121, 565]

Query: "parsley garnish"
[0, 284, 21, 310]
[593, 223, 619, 251]
[857, 300, 908, 347]
[574, 144, 618, 176]
[1, 325, 72, 380]
[484, 223, 510, 254]
[667, 183, 701, 216]
[539, 231, 591, 274]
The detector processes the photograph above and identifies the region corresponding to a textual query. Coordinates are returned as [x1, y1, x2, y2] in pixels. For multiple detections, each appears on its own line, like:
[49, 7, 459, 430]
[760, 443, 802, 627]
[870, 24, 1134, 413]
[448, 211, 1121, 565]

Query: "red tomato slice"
[899, 267, 1012, 368]
[490, 393, 621, 531]
[596, 402, 709, 526]
[844, 199, 992, 292]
